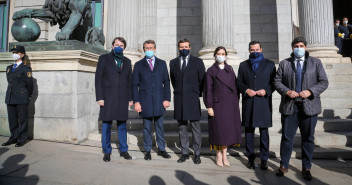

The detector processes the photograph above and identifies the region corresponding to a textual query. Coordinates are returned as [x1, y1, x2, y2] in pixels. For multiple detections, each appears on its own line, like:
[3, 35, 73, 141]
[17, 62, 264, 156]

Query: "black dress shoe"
[177, 154, 189, 163]
[276, 166, 288, 176]
[193, 155, 201, 164]
[120, 152, 132, 160]
[144, 151, 152, 160]
[260, 160, 268, 170]
[157, 151, 171, 159]
[103, 153, 111, 162]
[2, 140, 16, 146]
[302, 169, 312, 181]
[15, 142, 25, 147]
[247, 160, 255, 169]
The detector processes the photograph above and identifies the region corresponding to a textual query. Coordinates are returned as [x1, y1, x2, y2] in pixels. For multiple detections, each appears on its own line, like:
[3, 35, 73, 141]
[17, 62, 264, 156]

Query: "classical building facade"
[0, 0, 351, 150]
[3, 0, 351, 63]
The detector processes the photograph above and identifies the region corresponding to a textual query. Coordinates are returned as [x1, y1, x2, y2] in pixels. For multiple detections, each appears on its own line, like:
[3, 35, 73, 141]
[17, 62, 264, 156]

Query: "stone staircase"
[86, 63, 352, 159]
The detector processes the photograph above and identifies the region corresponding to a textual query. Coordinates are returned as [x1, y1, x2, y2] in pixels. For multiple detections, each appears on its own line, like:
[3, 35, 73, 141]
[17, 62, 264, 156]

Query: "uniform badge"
[27, 72, 32, 77]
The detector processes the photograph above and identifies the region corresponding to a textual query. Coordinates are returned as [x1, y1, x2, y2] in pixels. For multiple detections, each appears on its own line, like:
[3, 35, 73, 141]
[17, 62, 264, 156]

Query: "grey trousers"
[178, 120, 202, 155]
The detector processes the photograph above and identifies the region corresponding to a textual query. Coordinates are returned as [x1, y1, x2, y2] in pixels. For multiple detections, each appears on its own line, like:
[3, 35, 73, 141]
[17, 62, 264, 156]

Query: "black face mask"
[179, 49, 190, 57]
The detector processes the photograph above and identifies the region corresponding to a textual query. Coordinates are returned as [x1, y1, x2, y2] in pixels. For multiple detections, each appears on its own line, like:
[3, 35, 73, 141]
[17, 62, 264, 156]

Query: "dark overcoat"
[169, 55, 205, 121]
[132, 56, 171, 117]
[95, 51, 132, 121]
[5, 63, 33, 104]
[236, 59, 276, 128]
[203, 63, 242, 146]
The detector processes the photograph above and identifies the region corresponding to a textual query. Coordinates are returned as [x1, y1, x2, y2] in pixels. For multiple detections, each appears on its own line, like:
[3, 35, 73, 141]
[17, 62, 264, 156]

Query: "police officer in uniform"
[2, 45, 33, 147]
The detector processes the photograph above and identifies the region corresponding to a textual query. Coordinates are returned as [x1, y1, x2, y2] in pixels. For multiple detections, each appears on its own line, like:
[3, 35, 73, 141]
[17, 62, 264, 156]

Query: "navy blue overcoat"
[95, 51, 132, 121]
[236, 59, 276, 128]
[132, 56, 171, 117]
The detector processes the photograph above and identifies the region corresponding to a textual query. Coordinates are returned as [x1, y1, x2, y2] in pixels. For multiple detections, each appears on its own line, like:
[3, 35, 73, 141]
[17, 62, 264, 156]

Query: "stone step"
[88, 130, 352, 148]
[80, 140, 352, 160]
[101, 118, 352, 133]
[128, 107, 352, 120]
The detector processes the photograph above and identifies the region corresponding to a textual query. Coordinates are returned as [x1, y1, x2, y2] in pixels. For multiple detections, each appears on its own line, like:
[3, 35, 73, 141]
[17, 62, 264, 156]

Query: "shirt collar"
[294, 56, 305, 61]
[180, 54, 189, 60]
[14, 60, 22, 66]
[146, 56, 155, 61]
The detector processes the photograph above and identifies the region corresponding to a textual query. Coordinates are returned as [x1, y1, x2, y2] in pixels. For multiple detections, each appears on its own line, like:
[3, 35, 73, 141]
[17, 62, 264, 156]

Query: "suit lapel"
[108, 53, 120, 73]
[256, 59, 267, 73]
[174, 58, 182, 76]
[215, 64, 235, 91]
[245, 60, 255, 75]
[153, 57, 161, 72]
[141, 56, 152, 72]
[183, 55, 194, 76]
[12, 63, 24, 73]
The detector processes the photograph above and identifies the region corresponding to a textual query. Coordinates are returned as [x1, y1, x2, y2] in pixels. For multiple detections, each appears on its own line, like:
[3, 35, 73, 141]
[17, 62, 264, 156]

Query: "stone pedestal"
[199, 0, 242, 66]
[298, 0, 351, 63]
[0, 46, 100, 143]
[106, 0, 142, 63]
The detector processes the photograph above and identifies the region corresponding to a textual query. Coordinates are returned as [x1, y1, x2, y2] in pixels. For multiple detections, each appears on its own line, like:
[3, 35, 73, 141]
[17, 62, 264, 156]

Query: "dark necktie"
[12, 63, 17, 72]
[295, 60, 302, 93]
[181, 57, 186, 73]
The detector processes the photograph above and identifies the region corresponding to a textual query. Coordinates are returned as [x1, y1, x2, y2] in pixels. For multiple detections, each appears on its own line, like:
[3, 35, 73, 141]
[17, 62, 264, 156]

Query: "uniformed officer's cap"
[10, 45, 26, 54]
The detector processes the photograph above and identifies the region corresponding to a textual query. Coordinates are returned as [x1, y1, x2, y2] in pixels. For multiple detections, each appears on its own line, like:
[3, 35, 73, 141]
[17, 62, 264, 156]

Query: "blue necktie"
[12, 64, 17, 72]
[295, 60, 302, 93]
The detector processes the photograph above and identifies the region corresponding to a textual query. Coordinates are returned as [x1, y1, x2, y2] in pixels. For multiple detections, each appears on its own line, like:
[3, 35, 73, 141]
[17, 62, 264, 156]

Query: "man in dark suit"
[2, 45, 33, 147]
[95, 37, 133, 162]
[169, 38, 205, 164]
[274, 37, 329, 181]
[237, 41, 276, 170]
[132, 40, 171, 161]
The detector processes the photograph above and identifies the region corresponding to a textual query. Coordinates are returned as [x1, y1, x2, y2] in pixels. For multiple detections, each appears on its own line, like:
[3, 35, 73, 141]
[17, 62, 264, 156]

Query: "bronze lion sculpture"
[13, 0, 105, 47]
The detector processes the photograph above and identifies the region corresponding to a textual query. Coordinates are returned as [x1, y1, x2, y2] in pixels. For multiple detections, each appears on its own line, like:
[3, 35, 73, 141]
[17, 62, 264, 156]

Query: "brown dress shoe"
[276, 166, 288, 176]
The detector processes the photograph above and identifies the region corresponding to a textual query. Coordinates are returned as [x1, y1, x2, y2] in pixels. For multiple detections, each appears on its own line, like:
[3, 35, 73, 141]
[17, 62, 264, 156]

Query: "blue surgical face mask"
[293, 48, 305, 58]
[114, 46, 123, 54]
[145, 50, 154, 58]
[179, 49, 190, 57]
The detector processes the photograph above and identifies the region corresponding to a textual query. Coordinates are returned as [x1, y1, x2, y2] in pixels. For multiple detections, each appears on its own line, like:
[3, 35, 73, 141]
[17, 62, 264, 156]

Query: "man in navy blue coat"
[132, 40, 171, 160]
[95, 37, 133, 162]
[237, 41, 276, 170]
[169, 38, 205, 164]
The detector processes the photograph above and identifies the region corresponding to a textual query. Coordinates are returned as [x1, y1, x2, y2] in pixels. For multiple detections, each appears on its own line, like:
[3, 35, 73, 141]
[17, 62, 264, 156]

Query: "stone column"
[139, 0, 157, 49]
[199, 0, 241, 65]
[298, 0, 350, 63]
[106, 0, 141, 62]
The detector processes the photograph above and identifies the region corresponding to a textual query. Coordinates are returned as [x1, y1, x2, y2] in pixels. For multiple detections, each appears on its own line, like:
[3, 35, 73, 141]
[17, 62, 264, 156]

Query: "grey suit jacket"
[274, 52, 329, 116]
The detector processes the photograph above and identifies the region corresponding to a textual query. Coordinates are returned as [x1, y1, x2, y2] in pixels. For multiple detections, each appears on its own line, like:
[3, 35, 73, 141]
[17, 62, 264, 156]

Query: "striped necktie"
[148, 59, 153, 71]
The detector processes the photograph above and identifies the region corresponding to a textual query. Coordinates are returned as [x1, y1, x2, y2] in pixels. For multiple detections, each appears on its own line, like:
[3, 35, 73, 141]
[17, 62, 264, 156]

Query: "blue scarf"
[249, 52, 264, 72]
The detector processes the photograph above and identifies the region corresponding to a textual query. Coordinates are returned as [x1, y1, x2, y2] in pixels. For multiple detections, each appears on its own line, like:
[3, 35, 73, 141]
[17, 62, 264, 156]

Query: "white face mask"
[336, 23, 340, 27]
[216, 55, 226, 63]
[12, 53, 21, 61]
[343, 20, 348, 24]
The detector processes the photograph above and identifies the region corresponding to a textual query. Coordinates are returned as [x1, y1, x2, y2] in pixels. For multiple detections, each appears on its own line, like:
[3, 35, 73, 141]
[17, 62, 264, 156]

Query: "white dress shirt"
[294, 56, 305, 70]
[180, 55, 189, 70]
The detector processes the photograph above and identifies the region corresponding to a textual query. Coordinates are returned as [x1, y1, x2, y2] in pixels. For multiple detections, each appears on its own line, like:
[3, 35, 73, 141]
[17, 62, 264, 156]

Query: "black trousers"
[7, 104, 28, 143]
[178, 120, 202, 155]
[245, 127, 269, 161]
